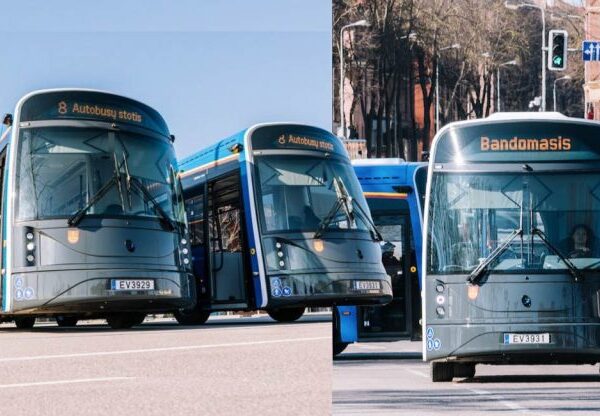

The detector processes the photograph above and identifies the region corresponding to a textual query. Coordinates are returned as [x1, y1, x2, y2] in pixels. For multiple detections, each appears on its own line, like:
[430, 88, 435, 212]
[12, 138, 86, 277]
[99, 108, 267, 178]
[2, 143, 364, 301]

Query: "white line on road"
[405, 368, 428, 379]
[0, 336, 330, 363]
[0, 377, 132, 389]
[466, 388, 555, 416]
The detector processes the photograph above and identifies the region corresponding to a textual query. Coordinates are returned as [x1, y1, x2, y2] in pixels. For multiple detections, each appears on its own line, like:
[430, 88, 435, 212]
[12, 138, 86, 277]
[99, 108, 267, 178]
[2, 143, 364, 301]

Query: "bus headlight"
[183, 258, 190, 265]
[24, 227, 36, 266]
[181, 238, 187, 245]
[436, 306, 445, 317]
[435, 283, 445, 293]
[182, 248, 189, 255]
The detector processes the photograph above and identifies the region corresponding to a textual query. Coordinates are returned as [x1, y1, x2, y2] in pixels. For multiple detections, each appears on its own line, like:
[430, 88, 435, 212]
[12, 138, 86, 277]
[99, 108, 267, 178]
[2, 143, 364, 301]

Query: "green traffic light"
[553, 56, 563, 66]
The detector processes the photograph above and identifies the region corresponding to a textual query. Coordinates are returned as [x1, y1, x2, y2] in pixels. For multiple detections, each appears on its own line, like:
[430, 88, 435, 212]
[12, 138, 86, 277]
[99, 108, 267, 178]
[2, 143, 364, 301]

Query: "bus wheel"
[453, 363, 476, 379]
[14, 317, 36, 329]
[56, 316, 79, 327]
[106, 313, 146, 330]
[431, 362, 454, 382]
[174, 309, 211, 325]
[267, 307, 305, 322]
[333, 342, 349, 356]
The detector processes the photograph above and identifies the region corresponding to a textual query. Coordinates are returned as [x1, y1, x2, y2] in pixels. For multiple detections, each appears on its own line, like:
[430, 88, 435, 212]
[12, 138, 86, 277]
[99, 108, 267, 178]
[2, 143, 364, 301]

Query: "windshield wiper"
[67, 172, 120, 227]
[350, 198, 383, 241]
[531, 227, 583, 282]
[468, 228, 523, 284]
[129, 176, 176, 231]
[314, 178, 354, 239]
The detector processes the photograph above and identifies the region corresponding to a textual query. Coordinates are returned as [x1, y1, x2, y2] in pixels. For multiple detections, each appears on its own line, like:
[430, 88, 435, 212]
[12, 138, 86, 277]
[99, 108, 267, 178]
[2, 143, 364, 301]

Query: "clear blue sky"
[0, 0, 332, 158]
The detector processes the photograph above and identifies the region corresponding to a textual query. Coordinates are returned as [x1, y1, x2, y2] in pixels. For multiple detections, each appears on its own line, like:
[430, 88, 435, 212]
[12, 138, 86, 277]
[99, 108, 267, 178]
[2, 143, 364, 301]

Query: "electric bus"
[423, 112, 600, 381]
[0, 89, 193, 329]
[176, 123, 392, 324]
[334, 159, 427, 355]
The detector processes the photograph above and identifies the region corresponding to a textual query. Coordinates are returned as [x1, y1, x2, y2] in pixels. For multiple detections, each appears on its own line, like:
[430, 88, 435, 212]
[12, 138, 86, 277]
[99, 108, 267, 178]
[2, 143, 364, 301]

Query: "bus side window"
[186, 195, 204, 247]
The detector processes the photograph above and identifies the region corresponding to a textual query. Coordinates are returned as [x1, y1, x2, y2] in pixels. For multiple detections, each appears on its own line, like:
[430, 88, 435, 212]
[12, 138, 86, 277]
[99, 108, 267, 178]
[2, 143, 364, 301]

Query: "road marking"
[0, 336, 329, 363]
[466, 388, 554, 416]
[405, 368, 428, 379]
[0, 377, 132, 389]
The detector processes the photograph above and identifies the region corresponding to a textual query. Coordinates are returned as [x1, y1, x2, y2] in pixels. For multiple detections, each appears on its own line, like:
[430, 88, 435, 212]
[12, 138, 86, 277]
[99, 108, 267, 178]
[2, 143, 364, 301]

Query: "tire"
[174, 309, 211, 325]
[14, 317, 36, 329]
[56, 316, 79, 327]
[333, 342, 349, 356]
[267, 307, 305, 323]
[106, 313, 146, 329]
[453, 363, 476, 379]
[431, 362, 454, 382]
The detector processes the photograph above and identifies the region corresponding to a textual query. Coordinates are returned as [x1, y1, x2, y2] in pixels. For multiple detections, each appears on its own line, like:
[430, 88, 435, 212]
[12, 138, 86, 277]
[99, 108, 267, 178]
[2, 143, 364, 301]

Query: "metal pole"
[553, 80, 557, 112]
[339, 26, 346, 138]
[497, 68, 501, 112]
[435, 59, 439, 132]
[541, 6, 546, 111]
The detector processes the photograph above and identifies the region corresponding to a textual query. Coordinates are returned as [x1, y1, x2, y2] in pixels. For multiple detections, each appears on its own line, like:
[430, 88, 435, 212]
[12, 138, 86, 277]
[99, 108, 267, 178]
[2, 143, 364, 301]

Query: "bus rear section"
[334, 160, 426, 355]
[177, 123, 392, 324]
[423, 113, 600, 381]
[1, 89, 194, 329]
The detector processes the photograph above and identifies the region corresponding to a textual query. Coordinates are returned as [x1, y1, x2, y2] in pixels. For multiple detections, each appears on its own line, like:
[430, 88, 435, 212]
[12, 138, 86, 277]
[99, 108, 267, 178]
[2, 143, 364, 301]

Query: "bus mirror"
[230, 143, 244, 154]
[2, 114, 12, 126]
[169, 134, 176, 142]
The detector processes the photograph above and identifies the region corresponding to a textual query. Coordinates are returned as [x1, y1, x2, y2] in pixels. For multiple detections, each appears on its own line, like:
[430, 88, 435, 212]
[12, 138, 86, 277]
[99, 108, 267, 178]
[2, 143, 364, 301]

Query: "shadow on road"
[335, 352, 422, 361]
[334, 386, 600, 414]
[459, 373, 600, 384]
[0, 314, 330, 334]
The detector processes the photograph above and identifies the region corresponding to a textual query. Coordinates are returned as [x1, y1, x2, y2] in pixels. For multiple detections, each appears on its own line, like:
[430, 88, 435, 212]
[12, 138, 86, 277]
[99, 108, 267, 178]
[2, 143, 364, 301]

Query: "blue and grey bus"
[176, 123, 392, 324]
[334, 159, 427, 355]
[0, 89, 193, 329]
[424, 113, 600, 381]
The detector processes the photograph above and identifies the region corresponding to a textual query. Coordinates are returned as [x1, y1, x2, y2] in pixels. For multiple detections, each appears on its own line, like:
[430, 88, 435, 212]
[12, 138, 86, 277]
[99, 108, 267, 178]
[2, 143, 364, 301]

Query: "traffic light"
[548, 30, 568, 71]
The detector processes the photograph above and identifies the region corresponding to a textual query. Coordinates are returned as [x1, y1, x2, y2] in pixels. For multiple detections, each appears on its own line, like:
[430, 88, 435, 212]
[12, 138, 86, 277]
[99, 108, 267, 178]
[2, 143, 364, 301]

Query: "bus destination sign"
[57, 101, 143, 124]
[481, 136, 572, 152]
[251, 125, 346, 156]
[277, 134, 335, 152]
[19, 91, 169, 136]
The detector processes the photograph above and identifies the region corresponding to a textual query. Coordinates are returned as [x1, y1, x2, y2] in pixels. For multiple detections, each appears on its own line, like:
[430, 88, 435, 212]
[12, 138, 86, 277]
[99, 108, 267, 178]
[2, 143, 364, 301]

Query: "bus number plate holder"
[111, 279, 155, 291]
[353, 281, 381, 291]
[503, 333, 550, 344]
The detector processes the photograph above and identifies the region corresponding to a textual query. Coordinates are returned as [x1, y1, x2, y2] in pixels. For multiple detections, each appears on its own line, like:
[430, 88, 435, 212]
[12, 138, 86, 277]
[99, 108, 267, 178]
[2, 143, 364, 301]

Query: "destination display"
[434, 121, 600, 163]
[251, 124, 347, 156]
[19, 91, 169, 135]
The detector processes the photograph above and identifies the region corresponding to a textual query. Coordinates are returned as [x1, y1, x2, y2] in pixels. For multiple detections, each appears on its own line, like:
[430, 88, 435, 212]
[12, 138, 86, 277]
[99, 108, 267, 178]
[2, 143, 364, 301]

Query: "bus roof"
[178, 122, 338, 173]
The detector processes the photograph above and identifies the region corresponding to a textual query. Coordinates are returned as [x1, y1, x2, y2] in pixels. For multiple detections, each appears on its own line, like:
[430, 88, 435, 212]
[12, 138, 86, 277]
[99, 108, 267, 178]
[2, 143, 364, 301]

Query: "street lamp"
[505, 1, 546, 111]
[339, 19, 370, 138]
[436, 43, 460, 132]
[553, 75, 571, 112]
[497, 59, 518, 112]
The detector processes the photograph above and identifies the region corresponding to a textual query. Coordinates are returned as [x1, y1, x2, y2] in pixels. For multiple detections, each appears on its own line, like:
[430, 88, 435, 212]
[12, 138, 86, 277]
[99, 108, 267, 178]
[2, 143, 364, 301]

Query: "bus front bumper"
[424, 322, 600, 365]
[265, 272, 392, 308]
[7, 269, 195, 315]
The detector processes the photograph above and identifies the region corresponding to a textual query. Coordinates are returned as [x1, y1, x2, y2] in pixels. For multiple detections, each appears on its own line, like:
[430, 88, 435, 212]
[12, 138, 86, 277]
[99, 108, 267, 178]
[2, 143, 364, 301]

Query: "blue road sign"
[583, 41, 600, 62]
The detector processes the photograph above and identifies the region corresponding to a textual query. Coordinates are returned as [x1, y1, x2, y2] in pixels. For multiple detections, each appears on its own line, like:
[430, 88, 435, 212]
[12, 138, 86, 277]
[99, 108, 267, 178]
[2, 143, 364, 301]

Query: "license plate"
[353, 280, 381, 291]
[111, 279, 155, 291]
[503, 333, 551, 344]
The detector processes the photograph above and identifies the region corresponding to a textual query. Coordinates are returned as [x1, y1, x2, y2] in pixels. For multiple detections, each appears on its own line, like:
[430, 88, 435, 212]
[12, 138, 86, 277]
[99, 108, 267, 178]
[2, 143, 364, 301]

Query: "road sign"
[583, 41, 600, 61]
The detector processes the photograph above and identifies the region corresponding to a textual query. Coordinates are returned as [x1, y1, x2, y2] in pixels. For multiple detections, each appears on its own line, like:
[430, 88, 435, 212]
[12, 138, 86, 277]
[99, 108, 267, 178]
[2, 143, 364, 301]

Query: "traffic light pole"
[540, 7, 546, 112]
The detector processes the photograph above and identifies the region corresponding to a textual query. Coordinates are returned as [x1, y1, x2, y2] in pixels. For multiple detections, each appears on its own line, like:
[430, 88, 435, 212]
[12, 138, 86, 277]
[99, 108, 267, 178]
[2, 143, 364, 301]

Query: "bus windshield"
[255, 155, 372, 235]
[15, 126, 184, 224]
[428, 170, 600, 274]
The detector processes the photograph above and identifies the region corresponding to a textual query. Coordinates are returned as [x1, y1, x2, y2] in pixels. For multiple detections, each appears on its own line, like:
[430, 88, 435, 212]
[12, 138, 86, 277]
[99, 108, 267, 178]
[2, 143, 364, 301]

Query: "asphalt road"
[0, 314, 330, 416]
[334, 341, 600, 416]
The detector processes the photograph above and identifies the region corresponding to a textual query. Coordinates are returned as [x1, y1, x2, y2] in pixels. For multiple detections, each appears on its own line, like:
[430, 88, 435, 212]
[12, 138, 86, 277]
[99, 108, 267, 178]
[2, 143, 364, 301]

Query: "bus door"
[207, 173, 249, 309]
[358, 204, 417, 340]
